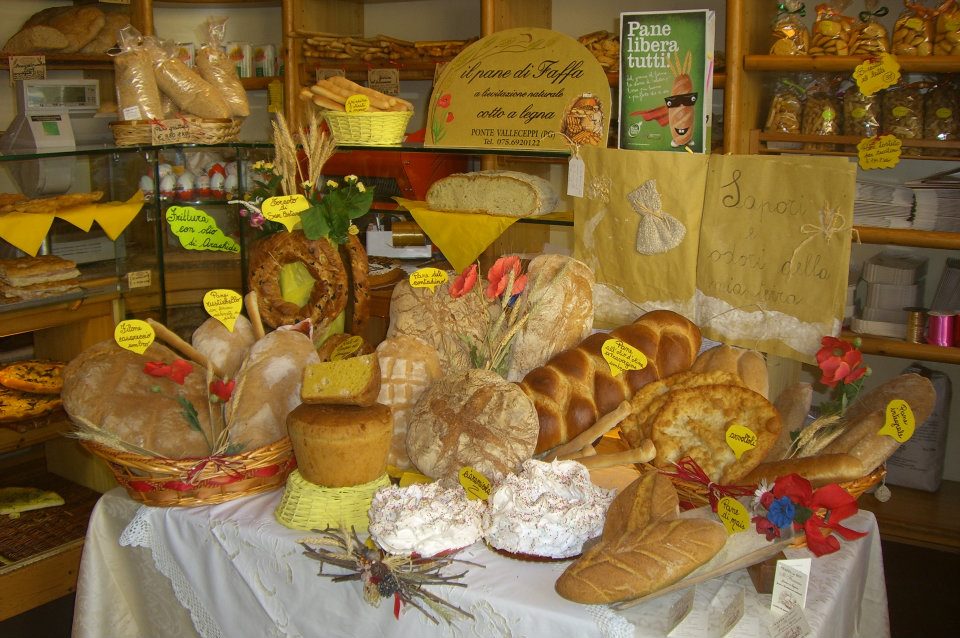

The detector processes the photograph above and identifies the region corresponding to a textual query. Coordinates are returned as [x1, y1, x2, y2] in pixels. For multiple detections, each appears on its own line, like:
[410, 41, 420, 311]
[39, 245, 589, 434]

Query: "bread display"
[2, 4, 128, 55]
[286, 402, 393, 487]
[519, 309, 701, 453]
[300, 353, 381, 406]
[406, 368, 539, 480]
[191, 315, 257, 380]
[505, 254, 595, 382]
[425, 171, 559, 218]
[300, 76, 414, 113]
[375, 335, 443, 470]
[0, 255, 81, 302]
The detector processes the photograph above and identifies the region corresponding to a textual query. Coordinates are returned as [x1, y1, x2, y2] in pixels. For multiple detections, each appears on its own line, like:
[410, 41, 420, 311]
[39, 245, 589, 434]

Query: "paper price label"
[166, 206, 240, 253]
[567, 155, 585, 198]
[9, 56, 46, 81]
[262, 194, 309, 231]
[330, 335, 365, 361]
[601, 339, 648, 377]
[769, 604, 812, 638]
[858, 135, 902, 171]
[114, 319, 155, 355]
[399, 471, 433, 487]
[345, 94, 371, 113]
[409, 268, 448, 293]
[151, 120, 192, 145]
[127, 270, 152, 289]
[668, 588, 695, 631]
[725, 423, 758, 460]
[368, 68, 400, 96]
[853, 53, 900, 96]
[717, 497, 750, 535]
[459, 466, 492, 501]
[203, 289, 243, 332]
[879, 398, 915, 443]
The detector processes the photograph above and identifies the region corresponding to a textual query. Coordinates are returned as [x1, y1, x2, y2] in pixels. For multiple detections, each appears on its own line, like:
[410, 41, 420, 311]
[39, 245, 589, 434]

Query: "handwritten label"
[771, 558, 811, 617]
[114, 319, 155, 354]
[9, 56, 45, 81]
[262, 194, 309, 231]
[601, 338, 648, 377]
[165, 206, 240, 253]
[368, 68, 400, 96]
[567, 155, 585, 198]
[668, 587, 695, 632]
[879, 398, 915, 443]
[459, 466, 491, 501]
[203, 289, 243, 332]
[709, 585, 745, 638]
[768, 604, 812, 638]
[717, 497, 750, 535]
[725, 423, 758, 460]
[852, 53, 901, 96]
[858, 134, 902, 170]
[409, 267, 448, 293]
[345, 94, 371, 113]
[151, 120, 192, 145]
[399, 471, 433, 487]
[126, 270, 152, 289]
[316, 68, 345, 82]
[330, 335, 365, 361]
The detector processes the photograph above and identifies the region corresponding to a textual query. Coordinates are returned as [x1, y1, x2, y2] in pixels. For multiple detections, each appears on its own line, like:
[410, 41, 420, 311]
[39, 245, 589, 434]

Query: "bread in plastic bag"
[196, 17, 250, 118]
[145, 37, 232, 120]
[113, 25, 163, 121]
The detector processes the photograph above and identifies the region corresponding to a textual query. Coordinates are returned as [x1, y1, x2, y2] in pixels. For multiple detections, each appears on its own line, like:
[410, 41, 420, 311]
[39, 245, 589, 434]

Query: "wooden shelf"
[854, 227, 960, 250]
[0, 293, 119, 339]
[0, 415, 72, 456]
[0, 54, 113, 72]
[744, 54, 960, 74]
[751, 131, 960, 161]
[841, 330, 960, 365]
[859, 480, 960, 553]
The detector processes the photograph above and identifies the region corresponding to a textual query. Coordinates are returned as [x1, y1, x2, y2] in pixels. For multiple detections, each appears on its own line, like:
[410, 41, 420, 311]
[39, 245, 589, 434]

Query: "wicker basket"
[110, 117, 243, 146]
[274, 470, 390, 531]
[322, 110, 413, 146]
[82, 437, 296, 507]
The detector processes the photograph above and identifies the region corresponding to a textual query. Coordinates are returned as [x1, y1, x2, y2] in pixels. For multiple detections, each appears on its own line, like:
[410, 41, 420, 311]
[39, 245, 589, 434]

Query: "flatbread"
[0, 255, 80, 287]
[0, 191, 103, 215]
[0, 385, 62, 423]
[0, 360, 65, 395]
[0, 487, 65, 516]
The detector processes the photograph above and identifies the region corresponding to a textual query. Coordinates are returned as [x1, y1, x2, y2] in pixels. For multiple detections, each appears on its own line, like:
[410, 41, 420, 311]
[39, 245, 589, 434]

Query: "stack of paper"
[851, 250, 927, 339]
[853, 180, 914, 229]
[908, 168, 960, 231]
[930, 258, 960, 312]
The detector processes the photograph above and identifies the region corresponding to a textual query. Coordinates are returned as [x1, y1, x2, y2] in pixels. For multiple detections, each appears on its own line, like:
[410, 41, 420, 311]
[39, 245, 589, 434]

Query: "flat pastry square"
[0, 385, 62, 422]
[0, 280, 81, 300]
[0, 360, 65, 394]
[0, 255, 80, 287]
[650, 384, 780, 483]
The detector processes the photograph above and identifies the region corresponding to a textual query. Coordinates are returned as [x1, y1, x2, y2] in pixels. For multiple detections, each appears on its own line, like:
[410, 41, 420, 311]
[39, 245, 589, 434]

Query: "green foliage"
[300, 178, 375, 244]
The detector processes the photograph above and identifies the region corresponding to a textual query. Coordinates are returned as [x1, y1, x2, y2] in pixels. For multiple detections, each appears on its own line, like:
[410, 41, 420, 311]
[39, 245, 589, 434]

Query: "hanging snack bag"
[765, 79, 805, 133]
[842, 84, 881, 137]
[934, 0, 960, 54]
[850, 2, 892, 55]
[924, 81, 958, 154]
[145, 37, 232, 120]
[810, 2, 855, 55]
[892, 2, 935, 55]
[113, 25, 163, 121]
[771, 1, 811, 54]
[882, 82, 925, 155]
[197, 17, 250, 118]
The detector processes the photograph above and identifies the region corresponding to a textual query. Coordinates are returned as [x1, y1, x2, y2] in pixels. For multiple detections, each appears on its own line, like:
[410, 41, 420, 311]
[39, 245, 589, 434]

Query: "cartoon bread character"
[561, 93, 605, 146]
[665, 50, 697, 148]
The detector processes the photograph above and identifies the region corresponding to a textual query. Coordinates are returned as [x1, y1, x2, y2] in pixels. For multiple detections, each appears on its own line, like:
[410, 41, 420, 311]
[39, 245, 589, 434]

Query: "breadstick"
[545, 400, 633, 461]
[316, 78, 354, 100]
[327, 76, 396, 110]
[312, 95, 345, 111]
[574, 441, 656, 470]
[310, 83, 347, 104]
[244, 291, 265, 340]
[146, 318, 225, 379]
[558, 444, 596, 461]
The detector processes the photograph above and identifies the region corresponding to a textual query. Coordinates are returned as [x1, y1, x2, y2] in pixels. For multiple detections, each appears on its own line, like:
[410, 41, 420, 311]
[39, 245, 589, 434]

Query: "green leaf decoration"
[301, 206, 330, 240]
[175, 395, 202, 433]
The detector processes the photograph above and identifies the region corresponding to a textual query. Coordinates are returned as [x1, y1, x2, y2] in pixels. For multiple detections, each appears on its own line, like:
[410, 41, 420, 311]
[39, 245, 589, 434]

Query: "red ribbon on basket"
[186, 455, 246, 484]
[659, 456, 756, 512]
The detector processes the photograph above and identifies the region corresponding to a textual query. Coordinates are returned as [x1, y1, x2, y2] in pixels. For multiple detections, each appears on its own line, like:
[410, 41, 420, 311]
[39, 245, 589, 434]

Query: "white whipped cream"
[368, 482, 484, 556]
[482, 459, 614, 559]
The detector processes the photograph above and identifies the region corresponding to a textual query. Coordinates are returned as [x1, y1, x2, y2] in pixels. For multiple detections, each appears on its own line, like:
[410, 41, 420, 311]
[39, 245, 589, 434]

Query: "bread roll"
[226, 330, 320, 450]
[519, 310, 701, 453]
[286, 403, 392, 487]
[767, 382, 813, 461]
[61, 340, 214, 458]
[191, 315, 257, 379]
[406, 369, 538, 480]
[1, 26, 68, 54]
[375, 335, 443, 470]
[601, 471, 678, 542]
[691, 344, 769, 399]
[741, 452, 867, 487]
[505, 254, 595, 382]
[426, 170, 559, 218]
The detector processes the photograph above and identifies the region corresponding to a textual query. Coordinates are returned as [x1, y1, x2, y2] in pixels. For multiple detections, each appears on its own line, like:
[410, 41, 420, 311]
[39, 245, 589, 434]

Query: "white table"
[72, 488, 890, 638]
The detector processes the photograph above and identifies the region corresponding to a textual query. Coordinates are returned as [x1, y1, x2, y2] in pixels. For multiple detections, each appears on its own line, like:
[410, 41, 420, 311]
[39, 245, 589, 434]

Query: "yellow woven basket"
[110, 117, 243, 146]
[322, 110, 413, 146]
[274, 470, 390, 531]
[82, 437, 295, 507]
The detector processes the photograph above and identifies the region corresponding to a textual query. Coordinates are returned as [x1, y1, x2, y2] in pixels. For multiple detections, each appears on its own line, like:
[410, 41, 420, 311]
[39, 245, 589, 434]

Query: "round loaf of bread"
[407, 369, 539, 480]
[191, 315, 257, 379]
[287, 403, 393, 487]
[690, 344, 769, 399]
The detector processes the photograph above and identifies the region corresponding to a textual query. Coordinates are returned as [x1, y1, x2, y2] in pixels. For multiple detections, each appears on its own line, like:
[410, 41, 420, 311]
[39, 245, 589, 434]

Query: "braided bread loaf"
[519, 310, 701, 453]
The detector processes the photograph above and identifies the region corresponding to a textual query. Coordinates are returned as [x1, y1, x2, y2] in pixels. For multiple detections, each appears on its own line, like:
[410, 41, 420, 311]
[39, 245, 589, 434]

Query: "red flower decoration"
[485, 255, 527, 300]
[752, 515, 781, 541]
[769, 473, 867, 557]
[437, 94, 451, 108]
[210, 379, 236, 402]
[815, 336, 868, 389]
[445, 111, 455, 123]
[143, 359, 194, 385]
[450, 264, 478, 298]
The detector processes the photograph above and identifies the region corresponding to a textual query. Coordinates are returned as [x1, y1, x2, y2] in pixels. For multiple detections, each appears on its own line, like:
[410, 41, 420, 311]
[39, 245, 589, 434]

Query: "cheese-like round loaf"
[287, 403, 393, 487]
[426, 170, 559, 218]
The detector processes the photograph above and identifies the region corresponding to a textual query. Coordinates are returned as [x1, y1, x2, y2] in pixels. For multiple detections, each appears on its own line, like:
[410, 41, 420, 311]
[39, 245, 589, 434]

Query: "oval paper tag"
[114, 319, 155, 355]
[409, 268, 448, 293]
[459, 466, 492, 501]
[601, 338, 648, 377]
[852, 53, 901, 96]
[345, 94, 371, 113]
[262, 194, 310, 232]
[203, 289, 243, 332]
[878, 398, 916, 443]
[858, 134, 902, 171]
[717, 497, 750, 535]
[165, 206, 240, 253]
[330, 335, 365, 361]
[725, 424, 758, 460]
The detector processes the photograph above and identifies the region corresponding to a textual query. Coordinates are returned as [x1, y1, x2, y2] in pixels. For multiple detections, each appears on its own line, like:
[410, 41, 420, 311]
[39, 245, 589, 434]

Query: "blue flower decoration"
[767, 496, 796, 529]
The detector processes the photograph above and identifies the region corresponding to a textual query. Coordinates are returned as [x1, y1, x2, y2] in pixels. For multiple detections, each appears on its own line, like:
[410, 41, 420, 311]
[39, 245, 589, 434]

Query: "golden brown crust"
[343, 234, 370, 335]
[0, 385, 62, 422]
[601, 471, 678, 543]
[690, 344, 769, 399]
[0, 360, 64, 395]
[741, 452, 867, 487]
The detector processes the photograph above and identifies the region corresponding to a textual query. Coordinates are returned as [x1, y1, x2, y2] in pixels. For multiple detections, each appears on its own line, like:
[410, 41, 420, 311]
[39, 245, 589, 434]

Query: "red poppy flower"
[437, 94, 452, 108]
[752, 515, 781, 541]
[484, 255, 527, 300]
[143, 359, 194, 385]
[445, 111, 455, 123]
[144, 361, 172, 378]
[450, 264, 478, 298]
[815, 336, 868, 388]
[210, 378, 236, 402]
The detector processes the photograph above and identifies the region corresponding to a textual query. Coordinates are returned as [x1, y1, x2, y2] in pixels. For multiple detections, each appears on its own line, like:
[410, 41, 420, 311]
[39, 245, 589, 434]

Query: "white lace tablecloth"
[72, 488, 889, 638]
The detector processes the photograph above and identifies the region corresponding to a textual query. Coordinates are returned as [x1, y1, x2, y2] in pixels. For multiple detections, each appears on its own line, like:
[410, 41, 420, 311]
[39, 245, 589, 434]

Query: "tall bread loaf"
[191, 315, 257, 379]
[690, 344, 769, 399]
[519, 309, 701, 453]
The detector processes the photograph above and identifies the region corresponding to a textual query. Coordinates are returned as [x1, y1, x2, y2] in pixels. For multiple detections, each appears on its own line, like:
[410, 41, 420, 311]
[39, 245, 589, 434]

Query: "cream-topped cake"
[368, 481, 484, 557]
[482, 459, 614, 560]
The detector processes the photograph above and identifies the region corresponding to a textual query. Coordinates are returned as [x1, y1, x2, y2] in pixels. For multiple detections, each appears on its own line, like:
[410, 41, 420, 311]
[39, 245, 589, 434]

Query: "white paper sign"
[770, 558, 811, 617]
[668, 587, 696, 633]
[568, 155, 585, 198]
[709, 583, 745, 638]
[767, 604, 813, 638]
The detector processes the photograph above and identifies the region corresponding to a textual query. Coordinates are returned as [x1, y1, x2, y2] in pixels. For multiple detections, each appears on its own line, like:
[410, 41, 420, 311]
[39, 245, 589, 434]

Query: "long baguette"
[740, 452, 867, 487]
[327, 76, 397, 111]
[312, 95, 345, 111]
[574, 441, 656, 470]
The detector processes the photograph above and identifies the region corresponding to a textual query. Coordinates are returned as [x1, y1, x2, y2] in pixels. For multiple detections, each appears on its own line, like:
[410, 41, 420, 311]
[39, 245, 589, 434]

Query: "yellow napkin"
[0, 211, 55, 255]
[83, 191, 145, 240]
[395, 198, 518, 273]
